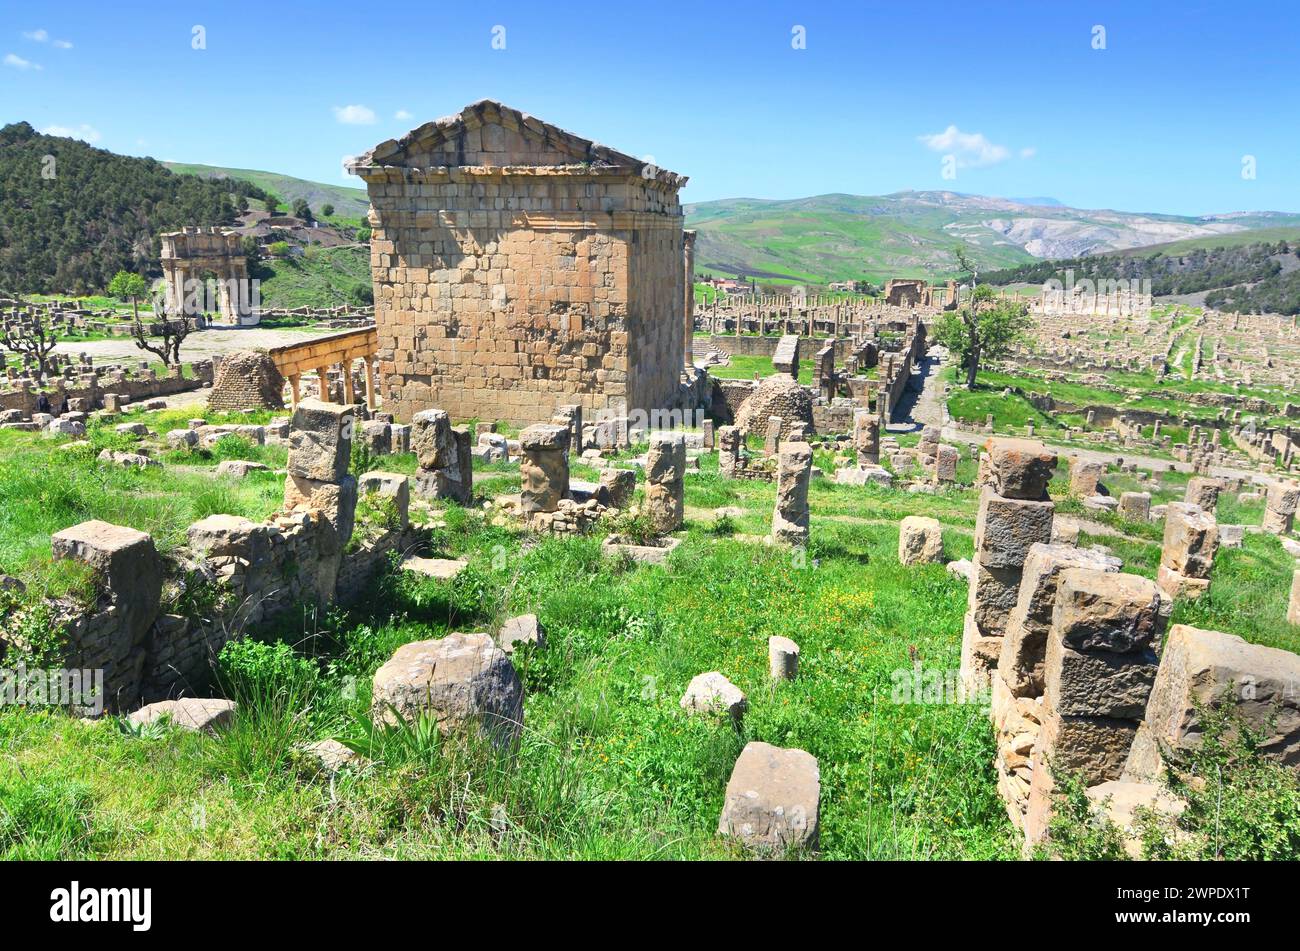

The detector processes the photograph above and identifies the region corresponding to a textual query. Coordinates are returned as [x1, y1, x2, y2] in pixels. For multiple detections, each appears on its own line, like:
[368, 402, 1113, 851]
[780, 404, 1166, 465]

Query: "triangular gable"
[352, 100, 683, 184]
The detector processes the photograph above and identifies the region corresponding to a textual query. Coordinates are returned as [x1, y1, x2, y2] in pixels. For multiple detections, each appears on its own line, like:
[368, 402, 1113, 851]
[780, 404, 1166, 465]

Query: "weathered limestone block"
[287, 399, 353, 482]
[973, 488, 1054, 570]
[167, 428, 198, 449]
[1126, 624, 1300, 779]
[768, 635, 799, 681]
[599, 468, 636, 509]
[1038, 706, 1139, 785]
[1263, 480, 1299, 535]
[898, 515, 943, 565]
[718, 741, 819, 851]
[717, 424, 743, 477]
[411, 408, 454, 469]
[497, 613, 545, 655]
[552, 404, 582, 454]
[1068, 458, 1104, 497]
[390, 423, 410, 454]
[1044, 639, 1160, 719]
[359, 420, 392, 455]
[680, 672, 747, 721]
[1084, 780, 1186, 859]
[1118, 491, 1151, 521]
[933, 444, 959, 483]
[519, 423, 570, 514]
[771, 335, 800, 377]
[128, 698, 236, 733]
[998, 543, 1122, 697]
[1159, 501, 1218, 599]
[968, 560, 1023, 636]
[371, 632, 524, 748]
[1053, 568, 1164, 655]
[763, 416, 782, 455]
[645, 431, 685, 533]
[283, 473, 358, 549]
[852, 410, 879, 466]
[358, 471, 410, 529]
[1185, 477, 1221, 513]
[215, 460, 269, 478]
[962, 612, 1003, 687]
[1290, 569, 1300, 626]
[771, 440, 812, 546]
[186, 514, 267, 559]
[52, 520, 162, 650]
[985, 437, 1057, 501]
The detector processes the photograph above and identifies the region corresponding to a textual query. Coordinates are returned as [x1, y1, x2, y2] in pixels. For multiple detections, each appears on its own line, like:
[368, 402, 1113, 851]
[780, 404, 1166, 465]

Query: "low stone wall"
[0, 361, 214, 416]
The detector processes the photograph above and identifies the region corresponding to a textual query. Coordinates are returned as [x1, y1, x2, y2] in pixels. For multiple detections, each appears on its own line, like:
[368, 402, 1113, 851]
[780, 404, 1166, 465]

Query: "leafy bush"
[216, 638, 319, 705]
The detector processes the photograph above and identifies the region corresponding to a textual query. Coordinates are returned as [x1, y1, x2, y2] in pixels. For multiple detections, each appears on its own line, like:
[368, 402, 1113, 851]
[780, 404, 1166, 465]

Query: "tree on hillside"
[107, 269, 148, 322]
[264, 193, 280, 214]
[1, 311, 59, 382]
[933, 283, 1030, 387]
[292, 198, 313, 221]
[321, 203, 334, 217]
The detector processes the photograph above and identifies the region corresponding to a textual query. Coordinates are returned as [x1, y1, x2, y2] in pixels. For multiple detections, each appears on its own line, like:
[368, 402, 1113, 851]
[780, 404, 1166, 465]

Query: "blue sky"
[2, 0, 1297, 215]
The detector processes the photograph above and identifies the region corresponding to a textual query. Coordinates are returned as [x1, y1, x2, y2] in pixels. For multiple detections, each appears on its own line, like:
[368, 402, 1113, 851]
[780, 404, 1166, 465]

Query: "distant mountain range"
[684, 190, 1300, 285]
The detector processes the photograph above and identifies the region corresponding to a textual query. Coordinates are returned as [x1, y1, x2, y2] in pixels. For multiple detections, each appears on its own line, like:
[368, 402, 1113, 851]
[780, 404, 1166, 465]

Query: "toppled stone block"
[1039, 706, 1138, 785]
[186, 514, 265, 559]
[287, 399, 353, 482]
[97, 449, 161, 470]
[718, 741, 819, 851]
[128, 698, 236, 733]
[1085, 780, 1186, 859]
[215, 460, 270, 479]
[1045, 639, 1160, 719]
[283, 473, 357, 550]
[599, 468, 636, 509]
[359, 420, 391, 455]
[497, 613, 545, 654]
[1118, 491, 1151, 521]
[358, 470, 410, 529]
[1068, 458, 1104, 497]
[371, 633, 524, 748]
[1127, 624, 1300, 778]
[52, 520, 162, 649]
[680, 672, 747, 721]
[898, 515, 943, 565]
[400, 555, 468, 580]
[984, 437, 1057, 501]
[166, 428, 198, 449]
[968, 560, 1022, 636]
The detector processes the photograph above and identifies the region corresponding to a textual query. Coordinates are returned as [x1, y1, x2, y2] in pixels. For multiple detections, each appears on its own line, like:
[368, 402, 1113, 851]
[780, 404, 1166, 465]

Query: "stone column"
[519, 423, 570, 514]
[552, 404, 582, 455]
[1024, 568, 1164, 846]
[282, 399, 358, 597]
[683, 230, 697, 367]
[645, 431, 685, 533]
[412, 408, 471, 505]
[718, 425, 742, 478]
[1263, 479, 1299, 535]
[852, 410, 879, 466]
[771, 440, 812, 546]
[962, 438, 1057, 690]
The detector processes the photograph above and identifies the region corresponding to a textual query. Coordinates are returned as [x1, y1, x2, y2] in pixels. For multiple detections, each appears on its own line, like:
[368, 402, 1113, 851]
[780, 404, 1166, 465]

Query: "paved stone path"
[52, 325, 323, 362]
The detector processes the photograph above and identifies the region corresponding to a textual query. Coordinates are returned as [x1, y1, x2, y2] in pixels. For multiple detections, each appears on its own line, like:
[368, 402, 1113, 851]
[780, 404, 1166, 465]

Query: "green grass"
[3, 410, 1296, 860]
[258, 245, 371, 311]
[708, 354, 815, 386]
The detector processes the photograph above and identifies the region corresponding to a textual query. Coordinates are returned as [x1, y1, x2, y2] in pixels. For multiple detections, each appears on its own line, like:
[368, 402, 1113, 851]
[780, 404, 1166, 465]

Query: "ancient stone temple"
[160, 227, 254, 324]
[349, 100, 691, 426]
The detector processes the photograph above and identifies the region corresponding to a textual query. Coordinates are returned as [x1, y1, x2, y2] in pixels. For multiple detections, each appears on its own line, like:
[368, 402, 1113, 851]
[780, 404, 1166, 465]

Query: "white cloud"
[41, 123, 100, 143]
[333, 104, 377, 125]
[394, 109, 413, 121]
[53, 39, 72, 49]
[4, 52, 41, 70]
[1020, 147, 1037, 159]
[22, 29, 48, 42]
[918, 125, 1011, 169]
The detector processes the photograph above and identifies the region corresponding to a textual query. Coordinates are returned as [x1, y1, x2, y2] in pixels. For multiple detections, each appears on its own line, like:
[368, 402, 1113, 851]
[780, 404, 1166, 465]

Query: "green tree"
[321, 203, 334, 217]
[107, 269, 148, 322]
[292, 198, 313, 221]
[933, 284, 1030, 387]
[263, 193, 280, 214]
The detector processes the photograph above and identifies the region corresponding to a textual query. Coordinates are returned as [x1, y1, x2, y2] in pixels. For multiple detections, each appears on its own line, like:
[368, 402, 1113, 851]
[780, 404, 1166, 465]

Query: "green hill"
[686, 191, 1300, 287]
[0, 122, 263, 294]
[164, 162, 370, 219]
[258, 245, 372, 311]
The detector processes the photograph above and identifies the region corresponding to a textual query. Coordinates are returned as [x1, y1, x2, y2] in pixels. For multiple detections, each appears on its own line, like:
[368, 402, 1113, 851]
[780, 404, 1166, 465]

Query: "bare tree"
[1, 312, 59, 382]
[131, 312, 192, 367]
